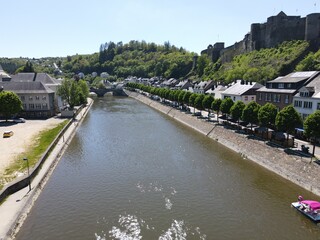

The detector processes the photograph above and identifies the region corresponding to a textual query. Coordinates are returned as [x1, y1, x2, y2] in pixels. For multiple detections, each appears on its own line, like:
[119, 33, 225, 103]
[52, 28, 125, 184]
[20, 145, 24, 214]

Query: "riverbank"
[126, 90, 320, 197]
[0, 98, 93, 240]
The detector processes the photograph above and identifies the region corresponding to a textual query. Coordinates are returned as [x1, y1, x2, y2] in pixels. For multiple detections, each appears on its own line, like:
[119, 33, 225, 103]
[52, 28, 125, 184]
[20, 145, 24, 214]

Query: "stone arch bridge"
[89, 87, 127, 97]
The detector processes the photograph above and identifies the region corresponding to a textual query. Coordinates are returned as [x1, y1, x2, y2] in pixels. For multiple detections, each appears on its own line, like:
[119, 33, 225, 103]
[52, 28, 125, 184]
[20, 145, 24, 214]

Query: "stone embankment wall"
[126, 90, 320, 197]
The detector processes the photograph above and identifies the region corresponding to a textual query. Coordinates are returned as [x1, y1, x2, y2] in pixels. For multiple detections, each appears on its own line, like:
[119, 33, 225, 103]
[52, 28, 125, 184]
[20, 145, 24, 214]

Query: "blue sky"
[1, 0, 319, 58]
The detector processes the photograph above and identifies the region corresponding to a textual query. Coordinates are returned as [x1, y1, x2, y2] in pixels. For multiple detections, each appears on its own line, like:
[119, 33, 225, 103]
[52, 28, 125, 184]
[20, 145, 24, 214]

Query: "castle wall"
[202, 12, 320, 64]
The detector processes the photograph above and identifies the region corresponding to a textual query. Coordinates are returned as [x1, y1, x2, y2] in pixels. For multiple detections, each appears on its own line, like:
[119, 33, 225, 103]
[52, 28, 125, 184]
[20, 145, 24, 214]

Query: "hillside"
[0, 40, 318, 83]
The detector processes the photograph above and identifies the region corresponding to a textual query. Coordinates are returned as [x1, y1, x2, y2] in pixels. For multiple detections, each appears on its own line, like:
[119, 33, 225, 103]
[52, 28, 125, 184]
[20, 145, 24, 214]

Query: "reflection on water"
[15, 96, 320, 240]
[95, 215, 206, 240]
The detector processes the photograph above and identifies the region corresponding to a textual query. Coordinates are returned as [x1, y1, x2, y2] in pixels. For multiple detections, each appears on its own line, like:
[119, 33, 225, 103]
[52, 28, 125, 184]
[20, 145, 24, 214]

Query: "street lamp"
[23, 157, 31, 191]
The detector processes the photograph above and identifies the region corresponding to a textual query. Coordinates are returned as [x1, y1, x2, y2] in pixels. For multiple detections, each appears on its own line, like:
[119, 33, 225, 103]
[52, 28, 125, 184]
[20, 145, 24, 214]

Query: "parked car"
[13, 118, 26, 123]
[3, 130, 14, 138]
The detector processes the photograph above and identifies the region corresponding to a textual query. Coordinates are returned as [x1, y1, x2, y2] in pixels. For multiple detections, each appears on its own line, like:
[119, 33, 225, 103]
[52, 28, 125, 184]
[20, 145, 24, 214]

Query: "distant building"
[0, 65, 11, 81]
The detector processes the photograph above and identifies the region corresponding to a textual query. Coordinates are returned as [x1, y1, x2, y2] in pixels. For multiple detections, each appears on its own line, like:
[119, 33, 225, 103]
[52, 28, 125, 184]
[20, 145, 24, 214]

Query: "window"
[20, 96, 25, 101]
[251, 96, 254, 101]
[278, 83, 284, 88]
[244, 96, 248, 101]
[259, 93, 262, 101]
[36, 104, 41, 109]
[36, 96, 40, 100]
[273, 94, 280, 102]
[299, 92, 309, 97]
[287, 83, 291, 88]
[266, 93, 271, 101]
[29, 104, 35, 109]
[29, 96, 33, 101]
[317, 102, 320, 110]
[303, 101, 313, 108]
[22, 104, 27, 109]
[284, 95, 289, 104]
[42, 103, 48, 109]
[294, 100, 302, 107]
[42, 96, 46, 100]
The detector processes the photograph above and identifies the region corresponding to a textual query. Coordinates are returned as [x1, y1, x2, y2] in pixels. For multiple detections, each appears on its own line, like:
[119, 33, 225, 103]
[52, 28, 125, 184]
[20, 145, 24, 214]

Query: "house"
[293, 74, 320, 120]
[193, 80, 215, 94]
[10, 72, 64, 111]
[175, 80, 193, 90]
[205, 84, 227, 99]
[221, 80, 263, 103]
[0, 65, 11, 81]
[256, 71, 320, 110]
[1, 81, 55, 118]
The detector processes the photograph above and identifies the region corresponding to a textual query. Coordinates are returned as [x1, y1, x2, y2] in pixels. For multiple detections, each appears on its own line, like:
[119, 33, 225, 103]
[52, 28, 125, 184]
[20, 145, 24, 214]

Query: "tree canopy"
[0, 91, 23, 121]
[258, 103, 277, 128]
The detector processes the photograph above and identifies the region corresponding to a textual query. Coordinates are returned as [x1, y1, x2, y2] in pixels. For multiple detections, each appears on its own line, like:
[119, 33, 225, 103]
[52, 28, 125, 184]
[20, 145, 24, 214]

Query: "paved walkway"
[0, 99, 93, 240]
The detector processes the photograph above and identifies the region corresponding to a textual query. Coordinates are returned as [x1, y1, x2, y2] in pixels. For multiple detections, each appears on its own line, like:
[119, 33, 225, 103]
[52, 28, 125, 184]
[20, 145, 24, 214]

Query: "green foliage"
[275, 105, 302, 133]
[242, 101, 260, 125]
[258, 102, 277, 127]
[220, 98, 234, 115]
[211, 98, 222, 116]
[57, 78, 89, 108]
[230, 100, 245, 122]
[182, 91, 192, 105]
[189, 93, 198, 108]
[295, 49, 320, 71]
[15, 61, 35, 73]
[194, 94, 205, 111]
[202, 40, 309, 83]
[303, 110, 320, 140]
[202, 95, 214, 111]
[0, 91, 23, 121]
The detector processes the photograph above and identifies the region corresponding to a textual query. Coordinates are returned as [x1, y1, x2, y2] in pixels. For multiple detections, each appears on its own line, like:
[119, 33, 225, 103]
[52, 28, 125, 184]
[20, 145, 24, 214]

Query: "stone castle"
[202, 11, 320, 63]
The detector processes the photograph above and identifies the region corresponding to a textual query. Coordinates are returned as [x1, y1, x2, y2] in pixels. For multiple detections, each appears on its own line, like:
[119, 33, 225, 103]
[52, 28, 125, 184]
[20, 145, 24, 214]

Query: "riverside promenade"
[126, 90, 320, 197]
[0, 98, 93, 240]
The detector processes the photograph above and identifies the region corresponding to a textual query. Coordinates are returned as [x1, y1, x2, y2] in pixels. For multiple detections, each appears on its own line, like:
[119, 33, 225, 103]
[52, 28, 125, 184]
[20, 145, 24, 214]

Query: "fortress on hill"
[201, 11, 320, 63]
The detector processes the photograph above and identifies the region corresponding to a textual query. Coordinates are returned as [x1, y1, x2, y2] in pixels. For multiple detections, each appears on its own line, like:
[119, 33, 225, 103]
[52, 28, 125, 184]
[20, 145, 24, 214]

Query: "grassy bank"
[0, 120, 68, 190]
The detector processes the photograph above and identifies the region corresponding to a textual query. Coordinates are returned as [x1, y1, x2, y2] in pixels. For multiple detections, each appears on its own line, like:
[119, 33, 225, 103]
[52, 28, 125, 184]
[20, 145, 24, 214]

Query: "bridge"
[89, 86, 128, 97]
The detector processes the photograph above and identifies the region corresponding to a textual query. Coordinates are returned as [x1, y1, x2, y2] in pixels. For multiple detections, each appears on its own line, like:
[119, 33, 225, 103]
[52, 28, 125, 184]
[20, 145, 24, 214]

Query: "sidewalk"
[0, 98, 93, 240]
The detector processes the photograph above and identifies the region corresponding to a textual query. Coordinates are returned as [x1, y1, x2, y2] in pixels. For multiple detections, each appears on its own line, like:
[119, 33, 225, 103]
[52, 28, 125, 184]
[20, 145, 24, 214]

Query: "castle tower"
[305, 13, 320, 41]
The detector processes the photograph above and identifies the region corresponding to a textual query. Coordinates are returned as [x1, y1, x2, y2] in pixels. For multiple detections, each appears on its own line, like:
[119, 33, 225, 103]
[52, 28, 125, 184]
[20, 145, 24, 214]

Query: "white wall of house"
[293, 95, 320, 119]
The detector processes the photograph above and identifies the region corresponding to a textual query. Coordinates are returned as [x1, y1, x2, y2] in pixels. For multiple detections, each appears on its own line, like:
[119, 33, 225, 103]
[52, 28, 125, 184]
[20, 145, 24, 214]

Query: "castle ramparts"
[202, 11, 320, 63]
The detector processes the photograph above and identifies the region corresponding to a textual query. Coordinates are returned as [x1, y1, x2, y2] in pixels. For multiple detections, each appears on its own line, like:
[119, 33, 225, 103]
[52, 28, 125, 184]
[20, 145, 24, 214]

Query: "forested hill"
[1, 40, 320, 83]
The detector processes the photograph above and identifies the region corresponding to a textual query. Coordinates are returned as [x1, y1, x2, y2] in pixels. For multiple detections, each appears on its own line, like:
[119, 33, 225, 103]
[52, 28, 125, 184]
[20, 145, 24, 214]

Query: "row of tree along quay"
[126, 83, 320, 158]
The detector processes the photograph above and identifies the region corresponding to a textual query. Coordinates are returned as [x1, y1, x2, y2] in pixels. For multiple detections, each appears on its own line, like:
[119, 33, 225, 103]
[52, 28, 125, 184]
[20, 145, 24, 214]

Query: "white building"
[221, 80, 263, 104]
[293, 75, 320, 120]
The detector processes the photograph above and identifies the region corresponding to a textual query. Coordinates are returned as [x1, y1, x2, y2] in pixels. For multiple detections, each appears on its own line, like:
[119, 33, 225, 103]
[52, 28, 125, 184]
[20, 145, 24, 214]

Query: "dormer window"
[299, 92, 309, 97]
[278, 83, 284, 88]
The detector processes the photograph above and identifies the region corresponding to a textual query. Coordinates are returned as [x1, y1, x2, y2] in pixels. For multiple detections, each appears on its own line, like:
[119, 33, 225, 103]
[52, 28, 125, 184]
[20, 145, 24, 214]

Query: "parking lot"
[0, 117, 65, 175]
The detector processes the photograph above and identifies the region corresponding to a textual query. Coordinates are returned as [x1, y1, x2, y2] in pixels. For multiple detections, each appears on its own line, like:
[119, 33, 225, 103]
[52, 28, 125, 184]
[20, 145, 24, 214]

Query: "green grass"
[0, 120, 69, 190]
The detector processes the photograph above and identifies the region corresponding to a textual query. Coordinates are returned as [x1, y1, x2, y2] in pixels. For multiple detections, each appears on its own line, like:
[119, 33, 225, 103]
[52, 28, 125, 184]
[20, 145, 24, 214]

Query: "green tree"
[211, 98, 222, 118]
[202, 95, 214, 116]
[242, 101, 260, 130]
[275, 105, 302, 146]
[182, 91, 192, 106]
[258, 103, 277, 128]
[0, 91, 23, 121]
[57, 78, 86, 109]
[230, 100, 245, 124]
[304, 110, 320, 156]
[220, 98, 234, 118]
[194, 94, 205, 115]
[189, 93, 198, 113]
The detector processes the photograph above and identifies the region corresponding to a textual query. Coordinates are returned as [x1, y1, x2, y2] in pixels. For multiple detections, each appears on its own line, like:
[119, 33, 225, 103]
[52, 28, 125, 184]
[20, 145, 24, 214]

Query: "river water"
[16, 96, 320, 240]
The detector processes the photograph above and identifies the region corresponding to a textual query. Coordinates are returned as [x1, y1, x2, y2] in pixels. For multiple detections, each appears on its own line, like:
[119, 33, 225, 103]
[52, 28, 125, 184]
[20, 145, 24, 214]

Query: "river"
[16, 96, 320, 240]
